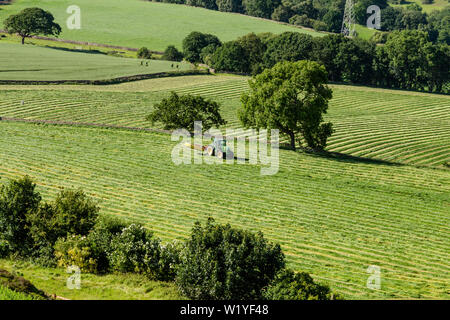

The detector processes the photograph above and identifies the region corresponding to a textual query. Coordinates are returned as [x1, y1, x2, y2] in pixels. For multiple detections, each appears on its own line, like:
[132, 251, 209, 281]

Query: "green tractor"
[205, 138, 234, 160]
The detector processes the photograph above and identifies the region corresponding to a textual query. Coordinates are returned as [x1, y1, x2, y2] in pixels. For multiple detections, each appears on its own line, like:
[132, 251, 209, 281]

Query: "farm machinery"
[186, 138, 234, 160]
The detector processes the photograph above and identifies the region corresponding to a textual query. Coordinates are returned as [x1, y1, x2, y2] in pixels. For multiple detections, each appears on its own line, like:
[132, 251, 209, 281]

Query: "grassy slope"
[0, 285, 34, 300]
[391, 0, 448, 13]
[0, 75, 448, 167]
[0, 42, 191, 80]
[0, 120, 448, 300]
[0, 0, 321, 51]
[0, 260, 182, 300]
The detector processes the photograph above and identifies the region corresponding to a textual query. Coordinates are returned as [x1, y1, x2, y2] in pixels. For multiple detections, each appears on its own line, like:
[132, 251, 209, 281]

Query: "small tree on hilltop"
[146, 92, 226, 132]
[239, 60, 333, 151]
[4, 7, 61, 45]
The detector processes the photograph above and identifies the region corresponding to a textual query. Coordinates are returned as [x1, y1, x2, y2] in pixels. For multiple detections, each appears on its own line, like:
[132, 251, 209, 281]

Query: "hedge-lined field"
[0, 43, 191, 81]
[0, 121, 448, 299]
[0, 75, 449, 166]
[0, 0, 320, 51]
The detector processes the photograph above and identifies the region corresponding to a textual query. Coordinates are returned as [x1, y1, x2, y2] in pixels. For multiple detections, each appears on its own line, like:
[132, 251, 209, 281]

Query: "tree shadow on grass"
[302, 149, 403, 167]
[44, 45, 105, 55]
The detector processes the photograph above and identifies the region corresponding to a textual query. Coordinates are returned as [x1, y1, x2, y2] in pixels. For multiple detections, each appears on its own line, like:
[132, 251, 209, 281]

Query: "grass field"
[0, 120, 448, 300]
[0, 42, 191, 81]
[0, 0, 321, 51]
[1, 75, 449, 167]
[0, 285, 34, 300]
[0, 260, 182, 300]
[391, 0, 449, 13]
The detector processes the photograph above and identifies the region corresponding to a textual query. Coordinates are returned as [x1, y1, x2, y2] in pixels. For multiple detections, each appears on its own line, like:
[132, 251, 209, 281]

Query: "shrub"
[182, 31, 221, 63]
[0, 239, 10, 259]
[264, 269, 336, 300]
[108, 224, 161, 278]
[210, 41, 250, 73]
[0, 176, 41, 255]
[146, 92, 226, 132]
[54, 235, 98, 273]
[87, 215, 130, 272]
[312, 20, 328, 32]
[162, 45, 183, 62]
[137, 47, 152, 59]
[157, 240, 182, 281]
[289, 14, 312, 28]
[176, 218, 285, 300]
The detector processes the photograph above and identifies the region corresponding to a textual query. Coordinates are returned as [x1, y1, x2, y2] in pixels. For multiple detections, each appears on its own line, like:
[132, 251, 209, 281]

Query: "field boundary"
[0, 29, 165, 54]
[0, 69, 210, 85]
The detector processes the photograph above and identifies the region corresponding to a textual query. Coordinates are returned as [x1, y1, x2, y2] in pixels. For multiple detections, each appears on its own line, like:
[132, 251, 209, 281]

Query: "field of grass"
[0, 120, 448, 300]
[0, 260, 182, 300]
[0, 285, 34, 300]
[391, 0, 448, 13]
[0, 42, 191, 81]
[1, 75, 448, 167]
[0, 0, 321, 51]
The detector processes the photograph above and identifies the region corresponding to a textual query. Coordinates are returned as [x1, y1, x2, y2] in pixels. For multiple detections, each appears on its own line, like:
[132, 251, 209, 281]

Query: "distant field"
[0, 43, 191, 81]
[0, 121, 448, 300]
[0, 0, 321, 51]
[391, 0, 448, 13]
[1, 75, 448, 167]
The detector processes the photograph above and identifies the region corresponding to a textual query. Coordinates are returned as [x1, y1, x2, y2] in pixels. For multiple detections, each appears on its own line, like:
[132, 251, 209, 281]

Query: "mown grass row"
[0, 122, 448, 299]
[0, 76, 448, 166]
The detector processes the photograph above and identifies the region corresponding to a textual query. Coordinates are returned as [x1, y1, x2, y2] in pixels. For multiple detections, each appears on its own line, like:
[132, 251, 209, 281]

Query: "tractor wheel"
[217, 150, 224, 159]
[207, 146, 214, 156]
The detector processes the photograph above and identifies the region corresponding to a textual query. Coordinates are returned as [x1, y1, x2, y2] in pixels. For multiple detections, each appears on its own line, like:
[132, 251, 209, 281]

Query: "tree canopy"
[4, 7, 61, 44]
[239, 60, 333, 150]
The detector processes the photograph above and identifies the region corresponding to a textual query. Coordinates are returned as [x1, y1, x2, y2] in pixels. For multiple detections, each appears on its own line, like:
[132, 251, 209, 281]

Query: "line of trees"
[0, 176, 339, 300]
[152, 0, 449, 44]
[183, 30, 449, 93]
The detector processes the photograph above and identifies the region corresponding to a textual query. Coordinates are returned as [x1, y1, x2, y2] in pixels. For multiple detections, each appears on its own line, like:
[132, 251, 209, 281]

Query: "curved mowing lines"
[394, 145, 450, 165]
[3, 125, 450, 282]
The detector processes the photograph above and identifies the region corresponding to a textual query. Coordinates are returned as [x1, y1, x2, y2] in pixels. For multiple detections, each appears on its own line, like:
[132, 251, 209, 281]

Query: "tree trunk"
[21, 36, 25, 45]
[289, 132, 296, 151]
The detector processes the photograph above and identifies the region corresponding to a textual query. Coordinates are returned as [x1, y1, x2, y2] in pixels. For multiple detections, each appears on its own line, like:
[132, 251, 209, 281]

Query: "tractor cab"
[206, 138, 234, 159]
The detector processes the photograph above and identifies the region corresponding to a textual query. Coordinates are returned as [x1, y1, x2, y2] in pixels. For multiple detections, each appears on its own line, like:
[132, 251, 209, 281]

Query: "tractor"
[205, 138, 234, 160]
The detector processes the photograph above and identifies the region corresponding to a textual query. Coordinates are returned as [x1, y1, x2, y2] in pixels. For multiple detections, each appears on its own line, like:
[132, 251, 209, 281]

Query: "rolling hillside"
[0, 120, 448, 300]
[0, 43, 192, 81]
[0, 0, 321, 51]
[0, 75, 448, 166]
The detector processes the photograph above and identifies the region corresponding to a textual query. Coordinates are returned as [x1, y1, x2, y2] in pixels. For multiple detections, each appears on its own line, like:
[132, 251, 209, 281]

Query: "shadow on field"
[44, 46, 105, 55]
[305, 149, 403, 167]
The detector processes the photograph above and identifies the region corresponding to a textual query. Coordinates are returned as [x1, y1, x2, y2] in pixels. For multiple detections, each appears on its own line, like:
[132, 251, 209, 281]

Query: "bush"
[54, 235, 98, 273]
[182, 31, 221, 63]
[210, 41, 250, 73]
[108, 224, 161, 278]
[157, 240, 182, 281]
[162, 45, 183, 62]
[312, 20, 327, 31]
[264, 269, 336, 300]
[289, 14, 312, 28]
[176, 218, 285, 300]
[0, 239, 10, 259]
[86, 215, 131, 272]
[0, 176, 41, 255]
[137, 47, 152, 59]
[146, 92, 226, 132]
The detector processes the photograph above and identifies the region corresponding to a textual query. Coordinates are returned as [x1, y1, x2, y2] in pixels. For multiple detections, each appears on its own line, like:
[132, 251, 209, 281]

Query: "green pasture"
[0, 42, 191, 81]
[0, 0, 321, 51]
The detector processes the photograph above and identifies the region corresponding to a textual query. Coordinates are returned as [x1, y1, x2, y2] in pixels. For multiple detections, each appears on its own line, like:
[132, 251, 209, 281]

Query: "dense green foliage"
[196, 29, 449, 93]
[182, 31, 222, 63]
[137, 47, 152, 59]
[263, 269, 334, 300]
[240, 60, 333, 150]
[146, 91, 226, 132]
[3, 7, 61, 44]
[176, 218, 285, 299]
[162, 45, 184, 61]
